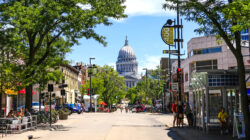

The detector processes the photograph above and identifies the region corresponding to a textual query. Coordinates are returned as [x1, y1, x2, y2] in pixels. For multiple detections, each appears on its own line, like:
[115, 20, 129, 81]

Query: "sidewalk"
[155, 113, 236, 140]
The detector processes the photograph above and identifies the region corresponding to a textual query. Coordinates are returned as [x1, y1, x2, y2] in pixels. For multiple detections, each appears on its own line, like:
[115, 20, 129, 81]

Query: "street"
[3, 110, 182, 140]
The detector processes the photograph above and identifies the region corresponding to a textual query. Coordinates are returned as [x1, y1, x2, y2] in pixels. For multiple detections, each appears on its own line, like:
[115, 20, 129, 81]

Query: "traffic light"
[88, 88, 90, 96]
[177, 68, 182, 72]
[170, 89, 173, 93]
[48, 84, 53, 92]
[61, 89, 66, 96]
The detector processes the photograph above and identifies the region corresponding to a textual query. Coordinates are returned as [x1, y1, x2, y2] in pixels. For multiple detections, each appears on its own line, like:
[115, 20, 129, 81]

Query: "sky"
[66, 0, 201, 74]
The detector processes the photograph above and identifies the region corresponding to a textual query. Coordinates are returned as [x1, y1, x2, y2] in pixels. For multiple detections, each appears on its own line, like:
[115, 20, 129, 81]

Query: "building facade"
[116, 37, 140, 89]
[180, 36, 250, 131]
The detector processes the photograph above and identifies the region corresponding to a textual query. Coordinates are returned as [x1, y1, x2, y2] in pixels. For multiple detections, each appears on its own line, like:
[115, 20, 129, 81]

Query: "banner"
[161, 27, 174, 45]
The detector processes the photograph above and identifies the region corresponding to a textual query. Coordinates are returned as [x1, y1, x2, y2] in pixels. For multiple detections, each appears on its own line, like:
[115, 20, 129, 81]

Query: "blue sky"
[66, 0, 201, 74]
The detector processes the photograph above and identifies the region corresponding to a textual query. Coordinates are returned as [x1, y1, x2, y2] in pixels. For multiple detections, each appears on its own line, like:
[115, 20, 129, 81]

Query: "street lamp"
[143, 68, 148, 104]
[89, 57, 95, 112]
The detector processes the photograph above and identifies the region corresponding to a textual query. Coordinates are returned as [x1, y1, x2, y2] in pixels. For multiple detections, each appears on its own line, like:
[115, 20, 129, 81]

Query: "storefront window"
[209, 92, 222, 123]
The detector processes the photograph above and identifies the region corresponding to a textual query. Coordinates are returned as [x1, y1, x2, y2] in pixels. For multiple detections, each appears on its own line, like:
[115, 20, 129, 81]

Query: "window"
[189, 47, 222, 58]
[196, 60, 217, 71]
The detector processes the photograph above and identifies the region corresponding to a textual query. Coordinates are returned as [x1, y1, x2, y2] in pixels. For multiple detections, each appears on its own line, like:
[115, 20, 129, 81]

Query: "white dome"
[118, 37, 136, 59]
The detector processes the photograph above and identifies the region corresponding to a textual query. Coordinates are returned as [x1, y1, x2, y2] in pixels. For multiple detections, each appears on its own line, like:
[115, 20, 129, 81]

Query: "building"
[74, 62, 87, 102]
[116, 36, 140, 89]
[181, 36, 250, 131]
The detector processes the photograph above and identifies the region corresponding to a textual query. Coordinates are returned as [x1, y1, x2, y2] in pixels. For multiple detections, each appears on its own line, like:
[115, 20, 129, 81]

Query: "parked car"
[66, 104, 82, 114]
[32, 102, 45, 111]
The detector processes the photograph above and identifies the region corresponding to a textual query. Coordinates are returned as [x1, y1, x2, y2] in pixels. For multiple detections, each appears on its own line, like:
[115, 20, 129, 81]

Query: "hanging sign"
[161, 26, 174, 45]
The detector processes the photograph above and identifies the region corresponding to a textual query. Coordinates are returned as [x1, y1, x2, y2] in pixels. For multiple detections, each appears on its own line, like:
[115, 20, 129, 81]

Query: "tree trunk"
[237, 54, 250, 140]
[0, 89, 2, 116]
[25, 84, 33, 111]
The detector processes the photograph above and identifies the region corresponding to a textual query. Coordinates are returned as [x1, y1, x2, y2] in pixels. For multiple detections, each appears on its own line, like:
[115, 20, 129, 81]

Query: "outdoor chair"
[0, 119, 8, 137]
[8, 119, 21, 134]
[20, 117, 28, 131]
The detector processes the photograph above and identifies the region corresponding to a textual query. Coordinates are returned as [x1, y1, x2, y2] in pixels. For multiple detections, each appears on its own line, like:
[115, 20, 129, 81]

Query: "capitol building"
[116, 36, 140, 89]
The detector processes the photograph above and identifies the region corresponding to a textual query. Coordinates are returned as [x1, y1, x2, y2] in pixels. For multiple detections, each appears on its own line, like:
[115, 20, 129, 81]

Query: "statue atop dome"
[125, 35, 128, 46]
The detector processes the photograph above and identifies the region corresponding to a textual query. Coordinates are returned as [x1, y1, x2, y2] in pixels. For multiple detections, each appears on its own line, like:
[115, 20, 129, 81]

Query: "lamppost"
[161, 7, 183, 102]
[143, 68, 148, 97]
[89, 57, 95, 112]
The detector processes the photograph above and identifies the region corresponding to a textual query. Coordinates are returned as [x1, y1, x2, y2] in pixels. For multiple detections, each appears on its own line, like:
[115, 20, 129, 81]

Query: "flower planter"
[59, 113, 68, 120]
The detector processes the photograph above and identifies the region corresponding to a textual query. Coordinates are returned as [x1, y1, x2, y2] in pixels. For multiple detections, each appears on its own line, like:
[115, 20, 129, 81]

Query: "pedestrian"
[177, 101, 184, 127]
[120, 105, 123, 113]
[172, 101, 178, 127]
[24, 108, 31, 117]
[218, 107, 229, 135]
[185, 103, 193, 127]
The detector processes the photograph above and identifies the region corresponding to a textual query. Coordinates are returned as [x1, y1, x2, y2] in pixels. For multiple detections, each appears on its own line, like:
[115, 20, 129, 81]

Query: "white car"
[32, 102, 45, 111]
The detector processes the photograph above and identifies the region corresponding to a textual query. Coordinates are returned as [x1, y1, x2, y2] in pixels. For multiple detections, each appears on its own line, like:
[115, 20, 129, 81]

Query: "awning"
[5, 89, 18, 95]
[18, 89, 35, 95]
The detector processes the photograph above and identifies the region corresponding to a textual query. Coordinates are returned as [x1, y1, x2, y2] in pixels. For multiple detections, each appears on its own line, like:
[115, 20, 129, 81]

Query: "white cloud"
[124, 0, 175, 17]
[138, 55, 162, 74]
[111, 0, 175, 22]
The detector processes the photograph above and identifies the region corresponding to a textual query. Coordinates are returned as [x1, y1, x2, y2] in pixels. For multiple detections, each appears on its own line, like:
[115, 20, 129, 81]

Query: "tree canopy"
[81, 65, 126, 108]
[0, 0, 127, 110]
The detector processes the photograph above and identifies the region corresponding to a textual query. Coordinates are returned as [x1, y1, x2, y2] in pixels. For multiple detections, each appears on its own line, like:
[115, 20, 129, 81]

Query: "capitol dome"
[118, 37, 136, 59]
[116, 36, 139, 89]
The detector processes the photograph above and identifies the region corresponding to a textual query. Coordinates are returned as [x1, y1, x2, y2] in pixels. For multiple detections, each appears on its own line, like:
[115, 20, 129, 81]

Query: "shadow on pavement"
[165, 126, 236, 140]
[165, 128, 184, 140]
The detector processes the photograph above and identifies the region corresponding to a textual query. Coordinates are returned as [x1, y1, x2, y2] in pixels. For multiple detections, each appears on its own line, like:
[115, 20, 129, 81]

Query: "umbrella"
[99, 101, 107, 106]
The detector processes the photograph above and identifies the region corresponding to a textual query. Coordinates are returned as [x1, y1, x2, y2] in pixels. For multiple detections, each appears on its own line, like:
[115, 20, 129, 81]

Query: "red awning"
[99, 101, 107, 106]
[18, 89, 35, 95]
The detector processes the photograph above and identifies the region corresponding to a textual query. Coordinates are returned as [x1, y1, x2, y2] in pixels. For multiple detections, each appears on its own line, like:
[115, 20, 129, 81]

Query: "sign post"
[171, 83, 179, 91]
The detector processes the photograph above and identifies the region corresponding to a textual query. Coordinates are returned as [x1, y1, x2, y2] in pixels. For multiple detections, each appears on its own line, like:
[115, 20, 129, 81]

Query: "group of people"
[172, 101, 188, 127]
[7, 108, 31, 121]
[171, 100, 230, 135]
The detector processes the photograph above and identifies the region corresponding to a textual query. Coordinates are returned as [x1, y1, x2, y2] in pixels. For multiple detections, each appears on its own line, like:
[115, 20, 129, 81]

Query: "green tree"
[126, 87, 137, 104]
[82, 65, 126, 108]
[163, 0, 250, 137]
[0, 0, 127, 110]
[126, 67, 164, 105]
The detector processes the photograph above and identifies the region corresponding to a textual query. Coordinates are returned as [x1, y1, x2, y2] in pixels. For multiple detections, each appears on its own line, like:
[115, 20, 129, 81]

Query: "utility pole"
[168, 45, 172, 104]
[176, 0, 183, 102]
[89, 57, 95, 112]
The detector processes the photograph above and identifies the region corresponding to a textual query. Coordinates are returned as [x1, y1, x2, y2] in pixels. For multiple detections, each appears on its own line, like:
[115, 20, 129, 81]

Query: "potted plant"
[58, 108, 71, 120]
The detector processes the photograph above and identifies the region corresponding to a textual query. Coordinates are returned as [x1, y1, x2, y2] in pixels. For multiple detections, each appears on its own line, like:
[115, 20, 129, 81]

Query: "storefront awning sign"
[161, 26, 174, 45]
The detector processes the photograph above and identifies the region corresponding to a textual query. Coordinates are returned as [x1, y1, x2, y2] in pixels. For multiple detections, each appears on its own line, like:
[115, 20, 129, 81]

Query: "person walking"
[177, 101, 184, 127]
[185, 103, 193, 127]
[172, 101, 178, 127]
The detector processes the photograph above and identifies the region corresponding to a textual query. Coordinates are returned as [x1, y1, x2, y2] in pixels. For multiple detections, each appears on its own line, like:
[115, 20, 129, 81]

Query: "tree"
[163, 0, 250, 138]
[126, 67, 164, 105]
[0, 0, 127, 110]
[81, 65, 126, 108]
